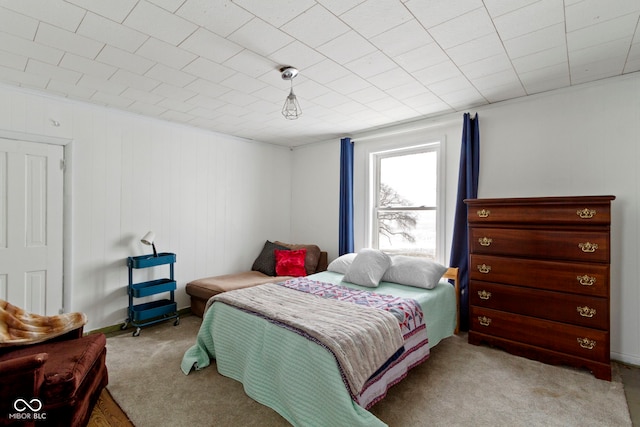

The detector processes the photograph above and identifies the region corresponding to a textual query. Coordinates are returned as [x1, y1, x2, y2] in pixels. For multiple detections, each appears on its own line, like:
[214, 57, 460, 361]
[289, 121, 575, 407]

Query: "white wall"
[291, 73, 640, 365]
[0, 84, 292, 332]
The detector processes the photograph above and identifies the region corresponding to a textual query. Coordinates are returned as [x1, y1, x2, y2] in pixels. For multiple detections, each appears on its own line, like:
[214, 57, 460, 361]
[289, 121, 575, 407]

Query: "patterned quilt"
[212, 277, 428, 401]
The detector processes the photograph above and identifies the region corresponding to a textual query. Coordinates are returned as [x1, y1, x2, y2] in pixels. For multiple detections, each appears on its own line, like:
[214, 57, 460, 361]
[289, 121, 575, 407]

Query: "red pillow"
[275, 248, 307, 277]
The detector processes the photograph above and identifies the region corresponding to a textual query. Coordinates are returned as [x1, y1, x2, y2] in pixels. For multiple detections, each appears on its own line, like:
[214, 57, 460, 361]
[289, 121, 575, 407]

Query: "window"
[370, 142, 443, 261]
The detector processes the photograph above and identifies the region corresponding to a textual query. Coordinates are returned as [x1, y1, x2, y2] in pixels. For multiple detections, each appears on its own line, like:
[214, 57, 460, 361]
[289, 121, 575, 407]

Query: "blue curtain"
[449, 113, 480, 331]
[339, 137, 354, 255]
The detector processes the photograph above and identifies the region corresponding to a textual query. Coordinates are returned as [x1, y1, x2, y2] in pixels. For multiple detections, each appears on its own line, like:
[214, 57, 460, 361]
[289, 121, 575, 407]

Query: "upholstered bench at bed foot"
[186, 271, 293, 317]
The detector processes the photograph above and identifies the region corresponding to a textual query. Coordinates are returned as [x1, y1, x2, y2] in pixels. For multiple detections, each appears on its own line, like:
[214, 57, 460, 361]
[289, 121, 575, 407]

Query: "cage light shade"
[282, 88, 302, 120]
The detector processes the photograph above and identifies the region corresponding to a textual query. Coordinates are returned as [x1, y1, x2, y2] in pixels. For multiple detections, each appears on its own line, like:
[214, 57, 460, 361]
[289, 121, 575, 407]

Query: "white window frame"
[365, 139, 445, 263]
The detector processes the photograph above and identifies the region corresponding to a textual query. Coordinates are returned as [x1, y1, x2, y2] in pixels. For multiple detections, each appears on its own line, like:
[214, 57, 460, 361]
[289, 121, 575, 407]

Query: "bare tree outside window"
[378, 183, 417, 245]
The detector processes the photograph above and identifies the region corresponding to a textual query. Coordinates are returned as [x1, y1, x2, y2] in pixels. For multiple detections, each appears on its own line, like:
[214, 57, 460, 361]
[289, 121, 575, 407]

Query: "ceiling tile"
[220, 72, 268, 94]
[60, 53, 116, 79]
[0, 32, 63, 65]
[0, 50, 27, 71]
[90, 90, 134, 108]
[511, 46, 567, 74]
[77, 12, 147, 53]
[493, 0, 564, 41]
[97, 45, 155, 75]
[428, 7, 495, 49]
[317, 31, 377, 64]
[625, 42, 640, 73]
[227, 18, 294, 56]
[0, 6, 38, 39]
[280, 4, 350, 48]
[483, 0, 539, 18]
[147, 0, 185, 13]
[303, 59, 350, 85]
[446, 33, 505, 66]
[346, 51, 397, 79]
[110, 68, 161, 92]
[121, 87, 165, 104]
[0, 1, 85, 31]
[232, 0, 316, 27]
[315, 0, 365, 16]
[503, 23, 565, 59]
[0, 64, 48, 88]
[26, 59, 82, 84]
[223, 49, 276, 78]
[78, 74, 127, 95]
[412, 60, 463, 86]
[565, 0, 640, 32]
[136, 37, 198, 69]
[176, 0, 253, 38]
[340, 0, 414, 38]
[370, 19, 434, 57]
[145, 63, 197, 87]
[124, 0, 197, 45]
[66, 0, 137, 23]
[179, 28, 243, 63]
[184, 79, 231, 99]
[567, 14, 639, 51]
[267, 41, 326, 72]
[151, 82, 197, 102]
[405, 0, 484, 29]
[393, 43, 449, 73]
[47, 78, 96, 99]
[182, 57, 235, 83]
[35, 23, 104, 59]
[459, 54, 513, 79]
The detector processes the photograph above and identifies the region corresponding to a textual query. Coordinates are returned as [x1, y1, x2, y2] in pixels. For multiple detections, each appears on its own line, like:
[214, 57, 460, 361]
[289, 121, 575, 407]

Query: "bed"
[181, 258, 459, 427]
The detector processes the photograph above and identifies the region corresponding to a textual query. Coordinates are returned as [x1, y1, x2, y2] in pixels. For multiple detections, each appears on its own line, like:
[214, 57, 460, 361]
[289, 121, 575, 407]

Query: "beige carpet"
[105, 315, 631, 427]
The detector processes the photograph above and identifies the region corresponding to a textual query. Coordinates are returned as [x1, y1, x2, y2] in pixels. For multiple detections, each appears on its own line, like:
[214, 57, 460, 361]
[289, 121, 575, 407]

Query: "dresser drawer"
[466, 197, 612, 225]
[470, 281, 608, 330]
[470, 254, 609, 297]
[470, 306, 609, 362]
[469, 227, 610, 263]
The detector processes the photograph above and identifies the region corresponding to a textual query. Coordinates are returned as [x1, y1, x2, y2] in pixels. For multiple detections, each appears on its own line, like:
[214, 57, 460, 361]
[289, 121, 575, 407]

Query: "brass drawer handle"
[577, 275, 596, 286]
[578, 242, 598, 253]
[478, 316, 492, 327]
[478, 237, 493, 246]
[477, 209, 490, 218]
[577, 306, 596, 318]
[577, 337, 596, 350]
[477, 264, 491, 274]
[576, 208, 596, 219]
[478, 290, 492, 300]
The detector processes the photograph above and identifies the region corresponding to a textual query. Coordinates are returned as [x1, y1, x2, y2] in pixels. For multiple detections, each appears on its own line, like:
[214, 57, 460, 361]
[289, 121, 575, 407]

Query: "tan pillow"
[274, 241, 321, 275]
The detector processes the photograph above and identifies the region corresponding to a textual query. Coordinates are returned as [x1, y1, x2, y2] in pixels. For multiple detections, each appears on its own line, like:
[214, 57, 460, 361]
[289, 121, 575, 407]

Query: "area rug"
[88, 388, 133, 427]
[105, 315, 631, 426]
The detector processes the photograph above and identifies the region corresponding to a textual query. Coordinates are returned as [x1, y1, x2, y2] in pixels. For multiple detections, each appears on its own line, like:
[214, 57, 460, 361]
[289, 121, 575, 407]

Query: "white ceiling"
[0, 0, 639, 147]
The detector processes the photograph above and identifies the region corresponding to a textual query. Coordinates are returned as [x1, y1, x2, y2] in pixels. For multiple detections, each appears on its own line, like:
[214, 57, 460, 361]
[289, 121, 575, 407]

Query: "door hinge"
[60, 159, 65, 171]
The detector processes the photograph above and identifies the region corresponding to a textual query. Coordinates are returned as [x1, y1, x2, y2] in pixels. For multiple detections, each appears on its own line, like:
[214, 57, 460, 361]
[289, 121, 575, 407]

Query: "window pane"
[379, 151, 436, 208]
[377, 210, 436, 259]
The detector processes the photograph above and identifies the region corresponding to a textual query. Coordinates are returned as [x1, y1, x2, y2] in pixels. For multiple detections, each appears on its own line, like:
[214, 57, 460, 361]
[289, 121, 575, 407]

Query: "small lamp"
[141, 231, 158, 257]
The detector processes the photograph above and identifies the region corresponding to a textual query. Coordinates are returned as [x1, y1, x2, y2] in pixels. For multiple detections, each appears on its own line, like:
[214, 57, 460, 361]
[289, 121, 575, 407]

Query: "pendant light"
[280, 66, 302, 120]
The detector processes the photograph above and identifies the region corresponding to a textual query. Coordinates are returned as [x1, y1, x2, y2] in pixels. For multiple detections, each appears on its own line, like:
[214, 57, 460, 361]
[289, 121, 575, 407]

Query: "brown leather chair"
[0, 322, 108, 426]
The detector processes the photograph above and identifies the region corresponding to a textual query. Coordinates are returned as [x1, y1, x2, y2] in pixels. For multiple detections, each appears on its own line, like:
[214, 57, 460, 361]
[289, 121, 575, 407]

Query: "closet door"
[0, 138, 63, 315]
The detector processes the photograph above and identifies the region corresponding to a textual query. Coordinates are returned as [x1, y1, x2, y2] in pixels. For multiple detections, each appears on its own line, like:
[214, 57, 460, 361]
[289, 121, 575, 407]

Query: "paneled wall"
[291, 73, 640, 365]
[0, 84, 292, 331]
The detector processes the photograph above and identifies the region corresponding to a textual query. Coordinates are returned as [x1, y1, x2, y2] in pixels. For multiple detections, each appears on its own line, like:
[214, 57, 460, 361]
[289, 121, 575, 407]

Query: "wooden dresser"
[464, 195, 615, 380]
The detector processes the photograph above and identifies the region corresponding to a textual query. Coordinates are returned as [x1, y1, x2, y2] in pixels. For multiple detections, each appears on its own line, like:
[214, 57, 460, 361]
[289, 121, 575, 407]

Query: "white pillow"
[327, 253, 357, 274]
[343, 249, 391, 288]
[382, 255, 448, 289]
